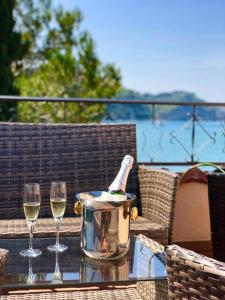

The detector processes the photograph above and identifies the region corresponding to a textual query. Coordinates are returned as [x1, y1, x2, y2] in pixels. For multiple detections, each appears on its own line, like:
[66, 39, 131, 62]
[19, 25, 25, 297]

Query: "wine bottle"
[108, 155, 134, 195]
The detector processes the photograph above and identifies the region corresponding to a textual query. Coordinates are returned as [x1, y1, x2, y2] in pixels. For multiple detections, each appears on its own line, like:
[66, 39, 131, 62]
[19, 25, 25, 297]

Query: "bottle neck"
[108, 163, 131, 194]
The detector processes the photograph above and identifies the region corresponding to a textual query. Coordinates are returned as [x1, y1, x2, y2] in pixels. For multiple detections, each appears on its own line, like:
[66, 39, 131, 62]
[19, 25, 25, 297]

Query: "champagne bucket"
[75, 191, 137, 260]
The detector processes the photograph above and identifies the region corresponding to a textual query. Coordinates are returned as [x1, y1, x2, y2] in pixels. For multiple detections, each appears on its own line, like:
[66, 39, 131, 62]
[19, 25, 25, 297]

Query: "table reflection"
[26, 257, 35, 284]
[80, 256, 129, 282]
[52, 251, 62, 284]
[131, 240, 167, 278]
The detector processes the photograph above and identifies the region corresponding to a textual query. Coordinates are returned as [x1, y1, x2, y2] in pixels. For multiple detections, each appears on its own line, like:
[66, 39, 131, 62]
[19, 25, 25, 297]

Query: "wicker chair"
[165, 244, 225, 299]
[208, 172, 225, 262]
[0, 123, 137, 220]
[0, 249, 9, 296]
[0, 122, 178, 245]
[138, 166, 179, 244]
[2, 235, 168, 299]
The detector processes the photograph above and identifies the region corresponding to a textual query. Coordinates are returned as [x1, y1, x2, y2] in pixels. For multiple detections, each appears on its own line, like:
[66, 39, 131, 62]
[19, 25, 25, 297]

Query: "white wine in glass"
[20, 183, 42, 257]
[47, 182, 68, 252]
[24, 202, 40, 222]
[50, 198, 66, 219]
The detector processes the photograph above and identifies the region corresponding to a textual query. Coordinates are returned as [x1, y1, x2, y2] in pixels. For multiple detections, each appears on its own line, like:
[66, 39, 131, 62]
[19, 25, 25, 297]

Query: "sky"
[55, 0, 225, 102]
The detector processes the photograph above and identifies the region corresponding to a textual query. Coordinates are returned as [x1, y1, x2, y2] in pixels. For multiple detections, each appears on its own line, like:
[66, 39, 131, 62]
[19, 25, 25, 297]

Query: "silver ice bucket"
[75, 191, 137, 260]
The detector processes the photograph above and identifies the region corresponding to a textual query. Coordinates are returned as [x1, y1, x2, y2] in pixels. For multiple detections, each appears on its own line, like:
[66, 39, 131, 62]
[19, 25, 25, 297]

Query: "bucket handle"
[74, 201, 82, 215]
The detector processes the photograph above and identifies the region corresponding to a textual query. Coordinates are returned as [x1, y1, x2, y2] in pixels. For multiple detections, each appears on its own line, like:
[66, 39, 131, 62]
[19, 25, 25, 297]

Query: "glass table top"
[0, 236, 167, 291]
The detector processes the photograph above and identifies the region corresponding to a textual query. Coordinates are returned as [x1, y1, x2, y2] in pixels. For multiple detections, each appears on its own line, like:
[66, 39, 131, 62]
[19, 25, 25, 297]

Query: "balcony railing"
[0, 96, 225, 167]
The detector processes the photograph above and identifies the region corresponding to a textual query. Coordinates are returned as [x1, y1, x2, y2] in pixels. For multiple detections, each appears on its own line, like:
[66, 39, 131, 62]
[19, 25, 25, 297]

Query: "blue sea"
[109, 120, 225, 170]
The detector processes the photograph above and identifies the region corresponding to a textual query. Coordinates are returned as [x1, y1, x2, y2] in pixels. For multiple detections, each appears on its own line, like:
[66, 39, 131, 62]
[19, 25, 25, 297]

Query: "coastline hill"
[106, 89, 224, 120]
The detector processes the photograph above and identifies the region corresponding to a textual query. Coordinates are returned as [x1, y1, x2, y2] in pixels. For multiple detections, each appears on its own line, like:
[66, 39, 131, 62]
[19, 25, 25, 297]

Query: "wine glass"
[47, 181, 68, 252]
[20, 183, 42, 257]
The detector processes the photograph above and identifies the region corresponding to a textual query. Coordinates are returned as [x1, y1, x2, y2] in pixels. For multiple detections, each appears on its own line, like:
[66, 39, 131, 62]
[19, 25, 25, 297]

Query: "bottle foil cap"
[121, 155, 134, 168]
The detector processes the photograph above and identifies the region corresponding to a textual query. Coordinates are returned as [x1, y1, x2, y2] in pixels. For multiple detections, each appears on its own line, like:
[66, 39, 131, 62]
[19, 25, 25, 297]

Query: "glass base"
[20, 248, 42, 257]
[47, 244, 68, 252]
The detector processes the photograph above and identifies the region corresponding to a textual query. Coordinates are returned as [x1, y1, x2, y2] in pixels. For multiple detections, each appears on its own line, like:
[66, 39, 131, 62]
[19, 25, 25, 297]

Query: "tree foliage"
[15, 1, 121, 123]
[0, 0, 27, 120]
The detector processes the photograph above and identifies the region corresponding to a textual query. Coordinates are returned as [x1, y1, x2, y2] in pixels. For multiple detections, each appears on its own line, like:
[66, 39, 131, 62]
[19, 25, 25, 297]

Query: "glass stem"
[56, 218, 60, 246]
[29, 223, 34, 251]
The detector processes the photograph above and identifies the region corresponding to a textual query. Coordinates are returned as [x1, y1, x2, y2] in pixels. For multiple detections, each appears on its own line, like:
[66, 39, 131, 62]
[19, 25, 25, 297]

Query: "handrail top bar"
[138, 162, 225, 166]
[0, 96, 224, 107]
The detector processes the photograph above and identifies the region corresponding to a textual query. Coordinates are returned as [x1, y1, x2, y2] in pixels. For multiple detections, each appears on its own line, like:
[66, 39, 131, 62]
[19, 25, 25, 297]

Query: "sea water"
[104, 120, 225, 171]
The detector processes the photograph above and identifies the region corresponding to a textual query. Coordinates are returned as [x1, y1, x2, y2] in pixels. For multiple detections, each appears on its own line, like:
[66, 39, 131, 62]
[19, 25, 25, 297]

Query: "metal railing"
[0, 96, 225, 166]
[0, 95, 224, 106]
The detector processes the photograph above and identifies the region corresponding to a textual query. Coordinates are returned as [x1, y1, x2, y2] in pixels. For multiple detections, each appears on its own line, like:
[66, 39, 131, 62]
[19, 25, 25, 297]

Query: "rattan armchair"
[0, 122, 178, 245]
[0, 249, 9, 296]
[165, 244, 225, 299]
[138, 166, 178, 244]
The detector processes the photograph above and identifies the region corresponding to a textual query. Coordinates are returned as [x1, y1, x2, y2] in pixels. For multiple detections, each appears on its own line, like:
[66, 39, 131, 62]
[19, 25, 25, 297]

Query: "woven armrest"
[165, 244, 225, 299]
[138, 165, 178, 244]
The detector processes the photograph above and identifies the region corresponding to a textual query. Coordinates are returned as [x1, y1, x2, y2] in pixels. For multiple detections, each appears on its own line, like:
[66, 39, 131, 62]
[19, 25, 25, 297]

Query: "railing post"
[152, 104, 155, 124]
[191, 105, 196, 163]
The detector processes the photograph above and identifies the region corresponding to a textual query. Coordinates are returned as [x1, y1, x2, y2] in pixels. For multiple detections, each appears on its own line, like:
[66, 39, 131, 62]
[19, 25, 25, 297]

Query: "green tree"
[15, 1, 121, 123]
[0, 0, 27, 120]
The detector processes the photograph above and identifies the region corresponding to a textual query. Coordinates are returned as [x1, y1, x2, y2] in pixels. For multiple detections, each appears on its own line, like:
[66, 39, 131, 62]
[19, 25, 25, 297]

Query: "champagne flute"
[47, 181, 68, 252]
[20, 183, 42, 257]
